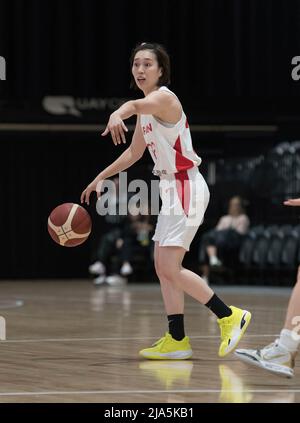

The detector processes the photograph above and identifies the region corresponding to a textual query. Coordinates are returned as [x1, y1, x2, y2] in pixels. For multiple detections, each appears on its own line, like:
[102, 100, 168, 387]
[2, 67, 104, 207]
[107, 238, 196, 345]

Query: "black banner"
[1, 0, 300, 124]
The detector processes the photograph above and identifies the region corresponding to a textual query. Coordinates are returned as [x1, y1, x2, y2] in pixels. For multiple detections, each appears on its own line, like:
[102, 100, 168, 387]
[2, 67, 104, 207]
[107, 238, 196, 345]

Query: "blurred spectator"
[89, 177, 154, 285]
[88, 176, 127, 285]
[198, 196, 250, 284]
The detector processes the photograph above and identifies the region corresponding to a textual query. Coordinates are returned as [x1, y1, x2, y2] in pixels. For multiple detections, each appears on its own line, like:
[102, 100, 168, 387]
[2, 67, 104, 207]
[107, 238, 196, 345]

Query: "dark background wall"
[1, 0, 300, 122]
[1, 0, 300, 279]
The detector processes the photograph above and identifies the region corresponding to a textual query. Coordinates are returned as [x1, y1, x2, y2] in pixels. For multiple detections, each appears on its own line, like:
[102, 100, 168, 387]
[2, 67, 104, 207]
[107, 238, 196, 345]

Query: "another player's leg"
[235, 266, 300, 378]
[139, 242, 192, 360]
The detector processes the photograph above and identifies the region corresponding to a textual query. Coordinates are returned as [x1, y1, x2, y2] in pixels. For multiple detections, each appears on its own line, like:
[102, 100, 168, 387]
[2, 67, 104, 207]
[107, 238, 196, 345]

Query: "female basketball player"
[235, 197, 300, 377]
[81, 42, 251, 359]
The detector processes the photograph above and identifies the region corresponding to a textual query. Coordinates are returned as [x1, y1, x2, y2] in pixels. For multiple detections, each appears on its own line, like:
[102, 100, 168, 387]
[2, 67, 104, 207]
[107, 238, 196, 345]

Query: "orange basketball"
[48, 203, 92, 247]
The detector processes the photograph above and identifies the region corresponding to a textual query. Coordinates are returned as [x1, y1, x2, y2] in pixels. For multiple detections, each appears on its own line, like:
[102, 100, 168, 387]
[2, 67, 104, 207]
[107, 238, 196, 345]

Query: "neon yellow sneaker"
[218, 306, 251, 357]
[139, 333, 193, 360]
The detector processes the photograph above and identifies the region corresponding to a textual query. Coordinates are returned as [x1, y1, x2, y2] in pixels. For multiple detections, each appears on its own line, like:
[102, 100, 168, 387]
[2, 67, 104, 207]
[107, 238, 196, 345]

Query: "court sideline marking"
[0, 388, 298, 397]
[0, 334, 279, 343]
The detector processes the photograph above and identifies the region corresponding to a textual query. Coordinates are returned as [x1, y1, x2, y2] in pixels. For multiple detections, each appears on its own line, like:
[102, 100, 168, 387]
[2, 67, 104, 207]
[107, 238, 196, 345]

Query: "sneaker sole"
[219, 311, 252, 357]
[139, 350, 193, 360]
[235, 351, 294, 378]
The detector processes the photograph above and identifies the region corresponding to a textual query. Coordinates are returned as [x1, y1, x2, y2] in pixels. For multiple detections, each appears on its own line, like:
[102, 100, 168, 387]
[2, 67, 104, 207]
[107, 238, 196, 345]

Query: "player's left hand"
[101, 113, 128, 145]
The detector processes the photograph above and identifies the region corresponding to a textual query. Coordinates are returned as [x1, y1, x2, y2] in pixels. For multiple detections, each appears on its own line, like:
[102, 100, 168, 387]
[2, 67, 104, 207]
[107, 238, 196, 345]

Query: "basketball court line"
[4, 283, 292, 300]
[0, 334, 278, 344]
[0, 388, 298, 397]
[1, 295, 289, 312]
[0, 300, 24, 309]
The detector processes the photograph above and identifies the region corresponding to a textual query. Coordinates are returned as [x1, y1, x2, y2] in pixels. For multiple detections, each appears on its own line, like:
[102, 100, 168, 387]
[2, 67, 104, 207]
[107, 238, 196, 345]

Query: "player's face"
[132, 50, 162, 93]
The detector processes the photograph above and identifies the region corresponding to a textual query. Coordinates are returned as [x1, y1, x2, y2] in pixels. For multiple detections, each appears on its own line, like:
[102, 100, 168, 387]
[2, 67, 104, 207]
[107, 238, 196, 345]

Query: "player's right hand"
[284, 198, 300, 207]
[81, 179, 103, 206]
[101, 112, 128, 145]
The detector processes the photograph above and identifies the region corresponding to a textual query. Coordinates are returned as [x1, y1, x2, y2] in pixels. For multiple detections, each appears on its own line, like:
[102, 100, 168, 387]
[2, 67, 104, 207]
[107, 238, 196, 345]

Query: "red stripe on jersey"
[175, 170, 190, 216]
[185, 119, 189, 128]
[174, 136, 194, 172]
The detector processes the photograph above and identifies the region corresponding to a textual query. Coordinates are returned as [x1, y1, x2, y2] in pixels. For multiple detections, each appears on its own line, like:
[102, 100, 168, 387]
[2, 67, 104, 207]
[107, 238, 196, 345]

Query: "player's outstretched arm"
[81, 117, 146, 205]
[284, 198, 300, 206]
[101, 91, 169, 145]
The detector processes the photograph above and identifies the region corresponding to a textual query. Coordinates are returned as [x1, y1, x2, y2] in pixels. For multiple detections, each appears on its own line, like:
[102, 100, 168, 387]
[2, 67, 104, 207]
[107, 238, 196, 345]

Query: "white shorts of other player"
[152, 167, 210, 251]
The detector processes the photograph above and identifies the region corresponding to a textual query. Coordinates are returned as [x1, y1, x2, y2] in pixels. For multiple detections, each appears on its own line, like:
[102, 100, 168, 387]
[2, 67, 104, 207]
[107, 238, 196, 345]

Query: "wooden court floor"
[0, 280, 299, 403]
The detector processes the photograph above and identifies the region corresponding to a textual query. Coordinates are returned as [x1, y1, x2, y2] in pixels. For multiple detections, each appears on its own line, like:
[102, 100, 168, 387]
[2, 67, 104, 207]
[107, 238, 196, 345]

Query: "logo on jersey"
[146, 141, 157, 159]
[143, 123, 153, 134]
[152, 170, 167, 176]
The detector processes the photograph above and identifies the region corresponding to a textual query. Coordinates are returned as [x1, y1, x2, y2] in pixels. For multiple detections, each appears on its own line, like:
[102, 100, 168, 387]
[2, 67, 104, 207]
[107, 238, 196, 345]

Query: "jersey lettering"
[143, 123, 152, 135]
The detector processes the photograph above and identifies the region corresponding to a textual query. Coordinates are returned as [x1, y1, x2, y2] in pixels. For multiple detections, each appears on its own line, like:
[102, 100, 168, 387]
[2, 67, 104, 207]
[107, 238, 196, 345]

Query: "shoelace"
[263, 341, 276, 350]
[258, 340, 278, 352]
[257, 340, 281, 355]
[152, 333, 170, 347]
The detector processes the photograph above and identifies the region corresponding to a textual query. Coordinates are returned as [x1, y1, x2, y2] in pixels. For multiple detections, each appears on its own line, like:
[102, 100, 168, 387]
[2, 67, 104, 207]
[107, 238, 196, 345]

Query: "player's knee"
[155, 260, 171, 280]
[157, 263, 180, 281]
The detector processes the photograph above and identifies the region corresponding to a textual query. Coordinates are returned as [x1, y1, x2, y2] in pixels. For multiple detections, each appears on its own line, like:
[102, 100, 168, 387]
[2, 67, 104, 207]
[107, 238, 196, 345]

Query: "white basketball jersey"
[140, 86, 202, 176]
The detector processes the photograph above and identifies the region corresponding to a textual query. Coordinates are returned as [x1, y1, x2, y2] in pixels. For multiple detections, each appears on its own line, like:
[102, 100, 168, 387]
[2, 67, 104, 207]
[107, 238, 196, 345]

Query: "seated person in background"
[89, 176, 129, 284]
[89, 179, 153, 285]
[199, 196, 250, 283]
[91, 211, 153, 285]
[89, 223, 129, 285]
[121, 208, 154, 273]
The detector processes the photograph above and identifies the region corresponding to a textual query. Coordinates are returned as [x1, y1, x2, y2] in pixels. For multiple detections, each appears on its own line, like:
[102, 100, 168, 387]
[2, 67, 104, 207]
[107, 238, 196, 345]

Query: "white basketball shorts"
[152, 167, 210, 251]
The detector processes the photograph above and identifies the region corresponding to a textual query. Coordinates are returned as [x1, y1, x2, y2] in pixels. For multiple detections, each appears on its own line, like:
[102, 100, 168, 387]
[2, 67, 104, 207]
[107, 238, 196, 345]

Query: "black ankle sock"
[205, 294, 232, 319]
[167, 314, 185, 341]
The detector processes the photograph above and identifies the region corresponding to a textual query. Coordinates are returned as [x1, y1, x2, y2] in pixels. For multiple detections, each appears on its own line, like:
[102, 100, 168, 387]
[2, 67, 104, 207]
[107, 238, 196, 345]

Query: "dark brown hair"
[130, 42, 171, 89]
